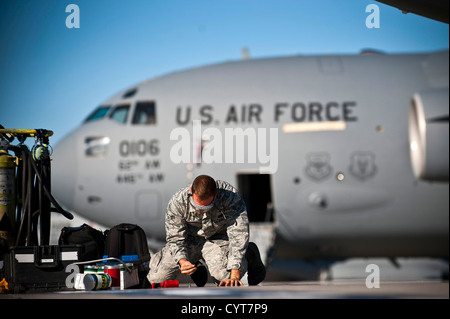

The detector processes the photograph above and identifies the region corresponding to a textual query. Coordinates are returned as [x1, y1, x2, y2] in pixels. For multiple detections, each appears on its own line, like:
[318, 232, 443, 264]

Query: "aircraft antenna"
[241, 47, 250, 60]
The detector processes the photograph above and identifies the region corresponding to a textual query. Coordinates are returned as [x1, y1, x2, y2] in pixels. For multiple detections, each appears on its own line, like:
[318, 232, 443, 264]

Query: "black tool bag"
[58, 223, 106, 260]
[4, 245, 89, 293]
[104, 223, 151, 288]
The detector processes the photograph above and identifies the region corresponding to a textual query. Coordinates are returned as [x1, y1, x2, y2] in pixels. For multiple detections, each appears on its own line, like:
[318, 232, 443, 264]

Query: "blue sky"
[0, 0, 448, 146]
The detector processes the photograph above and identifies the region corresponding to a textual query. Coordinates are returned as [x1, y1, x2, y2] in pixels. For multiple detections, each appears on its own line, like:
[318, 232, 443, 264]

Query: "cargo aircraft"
[51, 48, 449, 276]
[50, 1, 449, 279]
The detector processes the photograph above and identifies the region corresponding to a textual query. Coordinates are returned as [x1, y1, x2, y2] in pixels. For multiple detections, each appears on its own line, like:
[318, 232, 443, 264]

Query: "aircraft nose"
[51, 131, 79, 210]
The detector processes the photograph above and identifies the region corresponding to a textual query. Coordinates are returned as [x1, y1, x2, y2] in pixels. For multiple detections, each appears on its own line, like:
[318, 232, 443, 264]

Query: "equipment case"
[4, 245, 90, 293]
[104, 223, 151, 288]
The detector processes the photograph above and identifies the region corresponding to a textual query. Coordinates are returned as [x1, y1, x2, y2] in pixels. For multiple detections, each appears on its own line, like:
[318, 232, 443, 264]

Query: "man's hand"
[219, 269, 243, 287]
[178, 258, 197, 275]
[219, 278, 243, 287]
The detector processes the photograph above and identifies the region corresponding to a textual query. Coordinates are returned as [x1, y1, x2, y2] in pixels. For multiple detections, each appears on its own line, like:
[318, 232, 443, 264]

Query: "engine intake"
[409, 88, 449, 181]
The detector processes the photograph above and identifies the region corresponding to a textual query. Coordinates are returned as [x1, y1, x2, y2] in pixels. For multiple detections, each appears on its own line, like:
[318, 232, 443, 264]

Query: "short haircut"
[192, 175, 217, 200]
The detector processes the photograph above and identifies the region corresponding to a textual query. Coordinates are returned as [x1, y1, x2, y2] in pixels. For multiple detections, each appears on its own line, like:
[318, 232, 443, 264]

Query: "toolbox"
[4, 245, 90, 293]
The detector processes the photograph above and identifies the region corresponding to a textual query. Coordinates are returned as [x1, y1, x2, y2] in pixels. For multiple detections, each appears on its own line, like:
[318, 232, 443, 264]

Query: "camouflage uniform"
[147, 180, 249, 284]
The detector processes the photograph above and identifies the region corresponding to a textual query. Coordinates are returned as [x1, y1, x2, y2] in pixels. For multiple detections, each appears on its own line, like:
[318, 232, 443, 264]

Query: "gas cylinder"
[0, 149, 16, 248]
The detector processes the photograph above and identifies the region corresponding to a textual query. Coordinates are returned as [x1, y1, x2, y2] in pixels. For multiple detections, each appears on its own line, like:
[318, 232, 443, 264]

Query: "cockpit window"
[109, 104, 129, 124]
[84, 106, 111, 123]
[132, 101, 156, 125]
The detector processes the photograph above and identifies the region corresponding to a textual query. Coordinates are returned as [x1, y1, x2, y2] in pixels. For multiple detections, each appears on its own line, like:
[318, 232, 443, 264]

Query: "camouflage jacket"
[165, 180, 249, 270]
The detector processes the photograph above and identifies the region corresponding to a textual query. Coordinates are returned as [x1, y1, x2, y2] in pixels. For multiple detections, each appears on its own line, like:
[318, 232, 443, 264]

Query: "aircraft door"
[237, 173, 276, 266]
[237, 173, 274, 222]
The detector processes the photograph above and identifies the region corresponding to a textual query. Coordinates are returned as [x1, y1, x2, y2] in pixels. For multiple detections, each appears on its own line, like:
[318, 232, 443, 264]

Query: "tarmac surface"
[2, 280, 448, 299]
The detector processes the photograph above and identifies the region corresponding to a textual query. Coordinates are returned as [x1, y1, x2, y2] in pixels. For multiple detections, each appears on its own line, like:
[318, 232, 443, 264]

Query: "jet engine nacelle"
[409, 88, 449, 181]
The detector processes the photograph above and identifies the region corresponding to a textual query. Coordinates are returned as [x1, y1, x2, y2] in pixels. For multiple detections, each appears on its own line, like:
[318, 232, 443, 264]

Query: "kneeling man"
[147, 175, 265, 287]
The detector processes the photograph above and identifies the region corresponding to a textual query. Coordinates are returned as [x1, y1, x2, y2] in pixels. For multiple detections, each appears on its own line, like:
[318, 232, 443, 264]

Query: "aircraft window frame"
[84, 105, 111, 123]
[109, 104, 130, 124]
[132, 101, 157, 125]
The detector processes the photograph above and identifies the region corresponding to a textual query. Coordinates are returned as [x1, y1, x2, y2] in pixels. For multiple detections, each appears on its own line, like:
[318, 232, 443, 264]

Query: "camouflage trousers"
[147, 237, 248, 284]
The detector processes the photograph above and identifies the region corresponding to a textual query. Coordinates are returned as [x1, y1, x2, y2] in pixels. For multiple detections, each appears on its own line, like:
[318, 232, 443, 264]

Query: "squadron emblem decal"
[349, 151, 377, 181]
[305, 152, 333, 181]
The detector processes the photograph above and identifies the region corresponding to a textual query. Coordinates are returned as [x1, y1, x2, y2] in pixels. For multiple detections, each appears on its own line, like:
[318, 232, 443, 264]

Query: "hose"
[29, 154, 73, 220]
[10, 143, 73, 247]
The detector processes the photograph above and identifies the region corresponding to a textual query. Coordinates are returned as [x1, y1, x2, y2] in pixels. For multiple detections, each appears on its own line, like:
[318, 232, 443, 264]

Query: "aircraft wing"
[376, 0, 449, 23]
